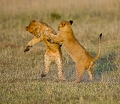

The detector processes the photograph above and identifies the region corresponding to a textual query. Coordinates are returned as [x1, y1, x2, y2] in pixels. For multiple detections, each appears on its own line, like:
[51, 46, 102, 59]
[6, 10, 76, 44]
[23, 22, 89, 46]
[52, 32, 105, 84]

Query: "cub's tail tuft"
[93, 33, 102, 62]
[100, 33, 102, 39]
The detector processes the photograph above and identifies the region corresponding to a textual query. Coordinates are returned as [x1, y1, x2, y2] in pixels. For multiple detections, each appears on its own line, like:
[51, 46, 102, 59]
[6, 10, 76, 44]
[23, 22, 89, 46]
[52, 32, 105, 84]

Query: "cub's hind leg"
[88, 62, 94, 80]
[41, 53, 52, 77]
[73, 64, 86, 83]
[55, 52, 66, 81]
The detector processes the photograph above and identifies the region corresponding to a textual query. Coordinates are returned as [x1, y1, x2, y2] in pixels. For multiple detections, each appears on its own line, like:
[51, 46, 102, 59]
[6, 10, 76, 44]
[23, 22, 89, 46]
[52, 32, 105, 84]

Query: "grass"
[1, 82, 119, 104]
[0, 0, 120, 103]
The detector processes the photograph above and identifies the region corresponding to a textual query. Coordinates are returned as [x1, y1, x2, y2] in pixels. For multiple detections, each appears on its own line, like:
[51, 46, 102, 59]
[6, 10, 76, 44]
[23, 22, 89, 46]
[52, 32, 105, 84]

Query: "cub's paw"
[24, 46, 31, 52]
[47, 39, 55, 43]
[41, 73, 47, 77]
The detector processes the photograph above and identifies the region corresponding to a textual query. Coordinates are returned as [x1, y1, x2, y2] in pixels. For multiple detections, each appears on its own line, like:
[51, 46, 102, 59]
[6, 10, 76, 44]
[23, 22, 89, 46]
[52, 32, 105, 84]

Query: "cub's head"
[25, 20, 40, 37]
[58, 20, 73, 31]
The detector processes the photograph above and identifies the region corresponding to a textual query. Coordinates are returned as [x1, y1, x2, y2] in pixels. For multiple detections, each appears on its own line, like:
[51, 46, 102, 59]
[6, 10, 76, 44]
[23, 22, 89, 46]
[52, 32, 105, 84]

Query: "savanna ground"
[0, 0, 120, 104]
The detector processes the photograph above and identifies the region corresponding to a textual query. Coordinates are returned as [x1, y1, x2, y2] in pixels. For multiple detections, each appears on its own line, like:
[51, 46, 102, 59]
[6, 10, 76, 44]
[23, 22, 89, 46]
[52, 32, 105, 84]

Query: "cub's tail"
[93, 33, 102, 62]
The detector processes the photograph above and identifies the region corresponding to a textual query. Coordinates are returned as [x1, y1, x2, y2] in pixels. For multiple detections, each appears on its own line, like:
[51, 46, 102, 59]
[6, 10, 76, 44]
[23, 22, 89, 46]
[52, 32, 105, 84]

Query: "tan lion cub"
[43, 20, 102, 83]
[24, 20, 65, 80]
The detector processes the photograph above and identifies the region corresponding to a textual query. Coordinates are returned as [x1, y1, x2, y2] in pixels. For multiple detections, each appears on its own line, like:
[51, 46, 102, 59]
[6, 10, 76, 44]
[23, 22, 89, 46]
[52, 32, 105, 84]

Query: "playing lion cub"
[43, 20, 102, 83]
[24, 20, 65, 80]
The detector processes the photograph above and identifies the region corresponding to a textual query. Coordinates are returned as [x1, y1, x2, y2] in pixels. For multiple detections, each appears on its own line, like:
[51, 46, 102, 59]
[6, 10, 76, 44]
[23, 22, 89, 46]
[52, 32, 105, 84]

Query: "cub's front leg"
[24, 37, 42, 52]
[43, 29, 63, 44]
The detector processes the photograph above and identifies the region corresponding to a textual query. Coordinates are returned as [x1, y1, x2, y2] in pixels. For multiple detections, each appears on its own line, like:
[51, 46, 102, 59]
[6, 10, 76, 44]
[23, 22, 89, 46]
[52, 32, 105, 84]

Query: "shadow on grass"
[94, 51, 118, 77]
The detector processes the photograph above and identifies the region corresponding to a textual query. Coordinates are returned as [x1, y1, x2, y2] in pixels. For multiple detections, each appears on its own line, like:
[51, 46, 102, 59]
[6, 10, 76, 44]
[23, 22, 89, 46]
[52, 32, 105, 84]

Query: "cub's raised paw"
[24, 46, 31, 52]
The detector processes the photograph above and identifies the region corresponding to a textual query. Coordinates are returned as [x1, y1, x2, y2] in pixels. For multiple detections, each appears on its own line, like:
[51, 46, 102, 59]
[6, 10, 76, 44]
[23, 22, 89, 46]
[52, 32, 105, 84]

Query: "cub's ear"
[69, 20, 73, 25]
[32, 20, 36, 22]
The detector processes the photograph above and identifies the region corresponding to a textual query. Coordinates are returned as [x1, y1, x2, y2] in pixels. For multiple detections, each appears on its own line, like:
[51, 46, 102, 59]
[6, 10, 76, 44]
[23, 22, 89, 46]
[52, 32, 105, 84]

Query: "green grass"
[1, 82, 119, 104]
[0, 0, 120, 103]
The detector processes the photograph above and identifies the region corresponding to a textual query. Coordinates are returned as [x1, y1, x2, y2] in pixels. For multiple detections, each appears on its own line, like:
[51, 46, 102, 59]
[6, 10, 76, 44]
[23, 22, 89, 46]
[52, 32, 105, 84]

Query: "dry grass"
[0, 0, 120, 103]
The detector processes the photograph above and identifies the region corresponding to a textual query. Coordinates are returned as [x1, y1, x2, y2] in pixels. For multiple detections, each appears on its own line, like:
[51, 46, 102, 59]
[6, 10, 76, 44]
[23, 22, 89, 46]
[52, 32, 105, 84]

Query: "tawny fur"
[43, 20, 102, 83]
[24, 20, 65, 80]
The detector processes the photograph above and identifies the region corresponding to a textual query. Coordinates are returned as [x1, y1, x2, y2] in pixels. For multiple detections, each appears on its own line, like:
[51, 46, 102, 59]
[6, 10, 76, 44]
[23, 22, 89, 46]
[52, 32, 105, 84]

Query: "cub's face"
[58, 20, 73, 31]
[25, 20, 40, 37]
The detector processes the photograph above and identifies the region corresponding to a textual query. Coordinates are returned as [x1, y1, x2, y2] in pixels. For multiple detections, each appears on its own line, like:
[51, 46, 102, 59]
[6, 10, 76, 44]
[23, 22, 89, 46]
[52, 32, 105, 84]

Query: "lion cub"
[43, 20, 102, 83]
[24, 20, 65, 80]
